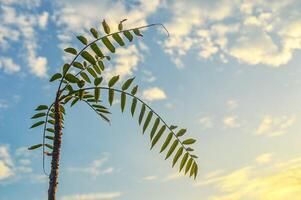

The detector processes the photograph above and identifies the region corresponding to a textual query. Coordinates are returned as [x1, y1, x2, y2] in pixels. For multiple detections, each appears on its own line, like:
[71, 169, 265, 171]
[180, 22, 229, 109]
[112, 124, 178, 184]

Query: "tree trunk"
[48, 95, 63, 200]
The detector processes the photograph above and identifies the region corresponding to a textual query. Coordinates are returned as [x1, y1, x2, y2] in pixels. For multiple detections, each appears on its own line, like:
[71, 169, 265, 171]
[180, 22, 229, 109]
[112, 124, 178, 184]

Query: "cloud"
[198, 116, 213, 129]
[255, 153, 273, 164]
[162, 0, 301, 67]
[226, 100, 238, 111]
[142, 87, 167, 101]
[142, 175, 158, 181]
[256, 115, 296, 137]
[0, 146, 14, 180]
[68, 154, 115, 176]
[0, 57, 20, 74]
[0, 4, 49, 77]
[196, 156, 301, 200]
[61, 192, 122, 200]
[223, 116, 240, 128]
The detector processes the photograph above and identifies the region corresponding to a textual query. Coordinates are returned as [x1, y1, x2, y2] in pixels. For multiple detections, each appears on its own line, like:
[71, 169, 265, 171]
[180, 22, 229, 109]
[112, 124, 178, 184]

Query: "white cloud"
[256, 115, 296, 137]
[142, 175, 158, 181]
[162, 0, 301, 67]
[38, 11, 49, 29]
[0, 4, 48, 77]
[68, 154, 115, 176]
[0, 146, 14, 180]
[0, 57, 20, 74]
[142, 87, 167, 101]
[61, 192, 122, 200]
[163, 172, 183, 182]
[223, 116, 240, 128]
[198, 116, 213, 129]
[255, 153, 273, 164]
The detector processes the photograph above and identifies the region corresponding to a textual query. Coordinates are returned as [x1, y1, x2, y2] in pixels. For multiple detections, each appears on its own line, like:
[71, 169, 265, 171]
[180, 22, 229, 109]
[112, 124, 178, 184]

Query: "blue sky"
[1, 0, 301, 199]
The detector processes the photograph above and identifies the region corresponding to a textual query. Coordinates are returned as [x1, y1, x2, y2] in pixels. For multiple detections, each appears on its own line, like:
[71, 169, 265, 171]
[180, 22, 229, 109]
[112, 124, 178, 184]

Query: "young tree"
[29, 20, 199, 200]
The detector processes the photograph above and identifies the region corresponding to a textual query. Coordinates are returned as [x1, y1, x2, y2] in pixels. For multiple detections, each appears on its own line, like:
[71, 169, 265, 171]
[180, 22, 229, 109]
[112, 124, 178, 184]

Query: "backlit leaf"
[80, 72, 91, 83]
[31, 112, 46, 119]
[102, 19, 110, 34]
[133, 28, 143, 37]
[183, 138, 196, 145]
[176, 129, 186, 137]
[35, 105, 48, 111]
[28, 144, 43, 150]
[108, 75, 119, 87]
[77, 35, 88, 45]
[160, 132, 173, 153]
[90, 43, 104, 58]
[122, 77, 135, 90]
[172, 147, 184, 167]
[102, 37, 115, 53]
[65, 73, 79, 83]
[123, 30, 133, 42]
[143, 111, 153, 133]
[30, 121, 45, 129]
[64, 47, 77, 55]
[151, 125, 166, 149]
[49, 73, 62, 82]
[165, 140, 179, 160]
[150, 118, 160, 140]
[138, 104, 146, 125]
[179, 153, 189, 172]
[108, 89, 114, 106]
[112, 33, 125, 46]
[131, 98, 137, 116]
[81, 51, 96, 65]
[90, 28, 99, 39]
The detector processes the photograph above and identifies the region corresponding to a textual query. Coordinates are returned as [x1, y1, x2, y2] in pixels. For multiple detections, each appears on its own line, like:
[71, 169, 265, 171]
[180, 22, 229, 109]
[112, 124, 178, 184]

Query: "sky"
[0, 0, 301, 199]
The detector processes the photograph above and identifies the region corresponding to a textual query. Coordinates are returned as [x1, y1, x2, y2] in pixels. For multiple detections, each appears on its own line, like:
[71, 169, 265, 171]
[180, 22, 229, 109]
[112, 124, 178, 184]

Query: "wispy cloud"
[255, 153, 273, 164]
[256, 115, 296, 137]
[223, 116, 241, 128]
[198, 116, 214, 129]
[195, 156, 301, 200]
[68, 154, 115, 176]
[61, 192, 122, 200]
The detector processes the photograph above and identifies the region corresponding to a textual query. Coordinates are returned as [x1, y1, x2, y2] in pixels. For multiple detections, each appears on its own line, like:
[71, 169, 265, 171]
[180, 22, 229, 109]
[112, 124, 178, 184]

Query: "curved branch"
[59, 86, 196, 161]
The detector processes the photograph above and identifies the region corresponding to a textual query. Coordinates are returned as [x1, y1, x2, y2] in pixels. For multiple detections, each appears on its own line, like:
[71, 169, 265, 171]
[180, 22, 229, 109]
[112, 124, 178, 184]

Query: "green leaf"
[133, 28, 143, 37]
[63, 64, 71, 75]
[65, 73, 79, 83]
[151, 125, 166, 149]
[190, 162, 196, 177]
[98, 61, 105, 71]
[165, 140, 179, 160]
[64, 47, 77, 55]
[45, 144, 53, 150]
[93, 64, 101, 75]
[31, 112, 46, 119]
[81, 51, 96, 65]
[46, 128, 54, 133]
[118, 19, 127, 31]
[99, 113, 110, 123]
[90, 43, 104, 58]
[179, 152, 189, 172]
[77, 35, 88, 45]
[131, 85, 138, 95]
[102, 37, 115, 53]
[138, 104, 146, 125]
[45, 136, 54, 140]
[185, 158, 193, 175]
[176, 129, 186, 137]
[191, 155, 198, 159]
[172, 147, 184, 167]
[183, 138, 196, 145]
[160, 132, 173, 153]
[123, 30, 133, 42]
[186, 147, 194, 152]
[87, 67, 97, 78]
[30, 121, 45, 129]
[131, 98, 137, 116]
[193, 163, 198, 179]
[102, 19, 110, 34]
[90, 28, 99, 39]
[108, 75, 119, 87]
[170, 125, 178, 130]
[94, 77, 103, 86]
[48, 119, 55, 125]
[95, 87, 100, 102]
[150, 118, 160, 140]
[108, 89, 114, 106]
[35, 105, 48, 111]
[143, 111, 153, 133]
[122, 77, 135, 90]
[78, 89, 84, 100]
[120, 92, 126, 112]
[77, 80, 85, 88]
[49, 73, 62, 82]
[28, 144, 43, 150]
[80, 72, 91, 83]
[71, 98, 79, 107]
[112, 33, 125, 46]
[73, 62, 84, 70]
